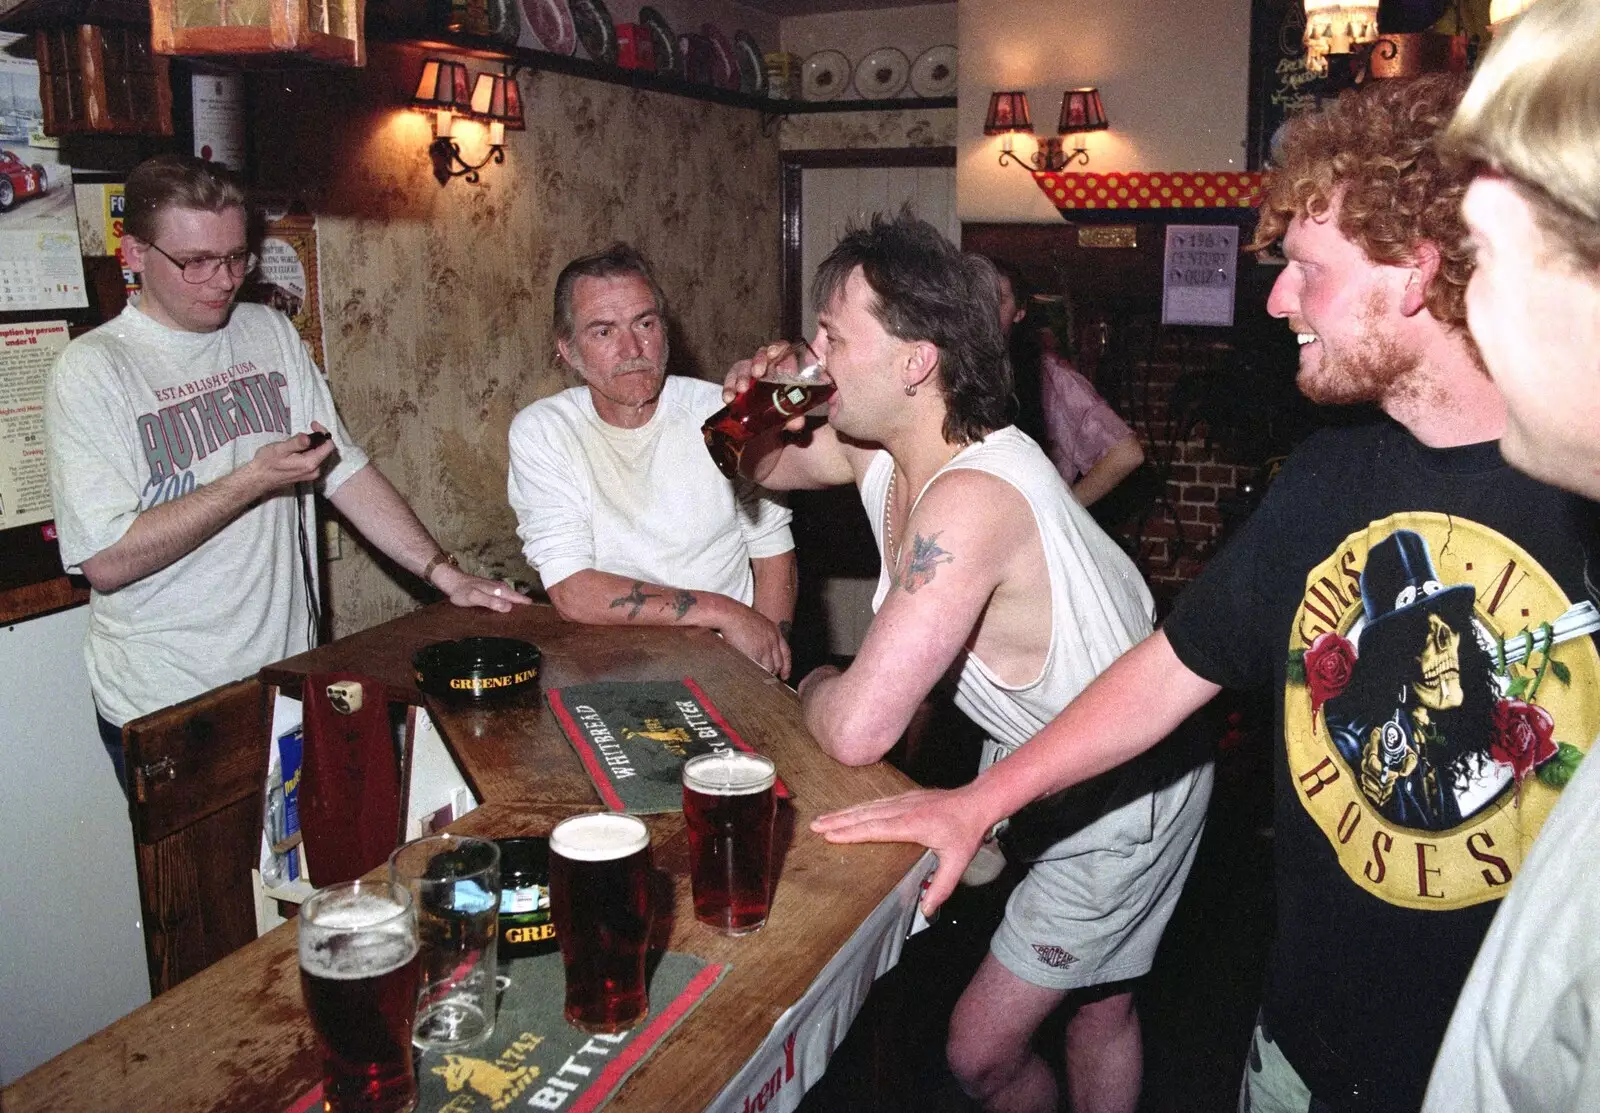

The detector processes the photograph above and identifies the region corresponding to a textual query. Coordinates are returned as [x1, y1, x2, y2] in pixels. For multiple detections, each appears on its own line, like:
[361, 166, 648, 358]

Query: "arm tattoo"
[609, 582, 659, 619]
[897, 532, 955, 594]
[671, 589, 697, 619]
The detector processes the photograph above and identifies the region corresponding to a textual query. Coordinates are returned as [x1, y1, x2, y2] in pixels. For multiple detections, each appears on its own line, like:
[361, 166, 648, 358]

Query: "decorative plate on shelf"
[853, 47, 908, 99]
[568, 0, 617, 63]
[639, 6, 678, 77]
[909, 44, 957, 98]
[733, 31, 766, 95]
[703, 23, 739, 90]
[521, 0, 575, 54]
[800, 49, 850, 102]
[680, 32, 714, 85]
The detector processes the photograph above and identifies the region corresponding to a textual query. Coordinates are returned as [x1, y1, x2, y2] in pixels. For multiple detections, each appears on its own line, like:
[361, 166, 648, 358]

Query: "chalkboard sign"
[1246, 0, 1322, 170]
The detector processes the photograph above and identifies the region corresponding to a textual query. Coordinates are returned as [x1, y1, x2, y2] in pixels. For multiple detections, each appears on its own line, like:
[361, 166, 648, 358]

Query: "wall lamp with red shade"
[411, 58, 525, 185]
[986, 88, 1108, 173]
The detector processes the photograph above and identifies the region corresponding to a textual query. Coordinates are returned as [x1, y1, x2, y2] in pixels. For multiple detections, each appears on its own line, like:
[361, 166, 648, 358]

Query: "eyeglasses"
[145, 241, 259, 284]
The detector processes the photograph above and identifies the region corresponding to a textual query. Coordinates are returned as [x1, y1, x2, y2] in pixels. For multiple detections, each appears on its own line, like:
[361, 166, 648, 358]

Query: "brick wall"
[1092, 334, 1258, 609]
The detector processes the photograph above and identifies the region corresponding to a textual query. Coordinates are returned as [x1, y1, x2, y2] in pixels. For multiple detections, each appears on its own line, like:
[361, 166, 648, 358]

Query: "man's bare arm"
[798, 470, 1019, 765]
[546, 569, 790, 678]
[750, 550, 797, 637]
[329, 465, 530, 613]
[80, 430, 335, 592]
[812, 630, 1220, 913]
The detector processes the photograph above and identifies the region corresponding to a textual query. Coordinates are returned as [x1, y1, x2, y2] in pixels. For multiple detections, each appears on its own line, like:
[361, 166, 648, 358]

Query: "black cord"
[296, 486, 321, 649]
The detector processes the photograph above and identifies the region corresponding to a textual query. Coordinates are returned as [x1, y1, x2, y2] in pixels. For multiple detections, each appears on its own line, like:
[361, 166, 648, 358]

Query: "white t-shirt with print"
[45, 300, 368, 726]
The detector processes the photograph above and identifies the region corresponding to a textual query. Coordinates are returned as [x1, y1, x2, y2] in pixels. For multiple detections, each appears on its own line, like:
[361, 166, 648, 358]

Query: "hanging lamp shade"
[1489, 0, 1538, 25]
[412, 58, 471, 110]
[470, 70, 524, 146]
[984, 91, 1033, 135]
[1302, 0, 1380, 76]
[1057, 88, 1108, 134]
[470, 72, 524, 129]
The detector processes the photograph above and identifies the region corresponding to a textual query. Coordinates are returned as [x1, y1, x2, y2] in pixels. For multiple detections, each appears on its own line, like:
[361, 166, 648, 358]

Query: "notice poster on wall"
[191, 72, 246, 170]
[0, 320, 68, 530]
[1162, 224, 1239, 327]
[0, 33, 86, 311]
[242, 211, 325, 370]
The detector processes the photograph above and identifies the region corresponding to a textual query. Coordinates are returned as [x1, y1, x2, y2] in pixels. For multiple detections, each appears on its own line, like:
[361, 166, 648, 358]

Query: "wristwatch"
[421, 550, 459, 585]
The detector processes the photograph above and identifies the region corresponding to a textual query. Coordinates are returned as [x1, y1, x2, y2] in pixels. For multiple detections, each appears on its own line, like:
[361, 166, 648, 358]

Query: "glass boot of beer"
[703, 340, 833, 480]
[299, 880, 422, 1113]
[682, 751, 777, 935]
[548, 813, 653, 1033]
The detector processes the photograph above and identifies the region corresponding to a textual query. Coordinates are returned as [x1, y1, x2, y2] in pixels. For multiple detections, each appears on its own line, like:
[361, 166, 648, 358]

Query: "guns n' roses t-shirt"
[1164, 419, 1600, 1112]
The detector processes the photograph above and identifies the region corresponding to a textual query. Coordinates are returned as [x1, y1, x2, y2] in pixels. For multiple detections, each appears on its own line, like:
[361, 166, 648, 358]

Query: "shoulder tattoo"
[896, 532, 955, 594]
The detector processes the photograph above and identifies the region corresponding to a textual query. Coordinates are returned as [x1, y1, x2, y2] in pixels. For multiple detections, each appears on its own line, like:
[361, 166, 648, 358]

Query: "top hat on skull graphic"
[1353, 529, 1478, 669]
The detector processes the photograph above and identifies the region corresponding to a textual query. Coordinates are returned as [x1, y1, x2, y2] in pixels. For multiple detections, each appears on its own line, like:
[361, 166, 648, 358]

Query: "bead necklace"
[884, 467, 901, 570]
[884, 443, 969, 572]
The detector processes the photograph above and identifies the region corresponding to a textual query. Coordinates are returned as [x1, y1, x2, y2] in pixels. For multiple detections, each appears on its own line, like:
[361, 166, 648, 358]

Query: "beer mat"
[285, 951, 727, 1113]
[546, 678, 789, 813]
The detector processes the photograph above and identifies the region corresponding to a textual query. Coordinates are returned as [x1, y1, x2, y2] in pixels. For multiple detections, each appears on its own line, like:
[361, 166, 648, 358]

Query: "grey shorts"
[1238, 1015, 1322, 1113]
[983, 738, 1213, 991]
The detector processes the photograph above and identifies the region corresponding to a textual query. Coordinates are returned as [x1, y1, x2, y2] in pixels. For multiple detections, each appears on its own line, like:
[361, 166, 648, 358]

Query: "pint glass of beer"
[298, 879, 421, 1113]
[682, 751, 778, 935]
[548, 813, 653, 1033]
[702, 340, 833, 480]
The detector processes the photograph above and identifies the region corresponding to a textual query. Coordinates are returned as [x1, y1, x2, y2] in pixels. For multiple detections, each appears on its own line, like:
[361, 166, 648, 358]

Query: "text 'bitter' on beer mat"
[546, 679, 789, 814]
[286, 951, 727, 1113]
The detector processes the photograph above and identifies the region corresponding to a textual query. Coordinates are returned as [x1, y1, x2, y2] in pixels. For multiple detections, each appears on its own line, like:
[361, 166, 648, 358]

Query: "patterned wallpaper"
[779, 107, 956, 150]
[252, 45, 782, 638]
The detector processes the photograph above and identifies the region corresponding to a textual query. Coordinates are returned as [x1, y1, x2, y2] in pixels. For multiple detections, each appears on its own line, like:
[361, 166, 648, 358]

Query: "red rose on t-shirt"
[1491, 697, 1557, 796]
[1304, 631, 1356, 723]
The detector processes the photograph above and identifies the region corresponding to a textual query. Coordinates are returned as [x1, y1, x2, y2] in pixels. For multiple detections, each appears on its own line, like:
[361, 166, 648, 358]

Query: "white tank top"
[862, 426, 1155, 750]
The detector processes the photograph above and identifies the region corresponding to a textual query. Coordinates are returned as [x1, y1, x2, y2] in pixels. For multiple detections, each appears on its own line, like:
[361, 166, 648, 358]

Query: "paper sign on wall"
[0, 320, 68, 530]
[1162, 224, 1239, 327]
[192, 73, 246, 170]
[241, 212, 324, 370]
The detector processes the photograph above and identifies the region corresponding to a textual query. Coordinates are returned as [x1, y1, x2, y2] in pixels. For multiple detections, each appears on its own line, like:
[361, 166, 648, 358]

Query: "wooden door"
[124, 678, 271, 996]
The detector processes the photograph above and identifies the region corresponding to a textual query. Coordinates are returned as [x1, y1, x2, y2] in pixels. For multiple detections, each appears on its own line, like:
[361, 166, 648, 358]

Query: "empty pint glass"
[387, 833, 500, 1052]
[298, 880, 421, 1113]
[682, 750, 778, 935]
[703, 340, 834, 480]
[548, 813, 653, 1033]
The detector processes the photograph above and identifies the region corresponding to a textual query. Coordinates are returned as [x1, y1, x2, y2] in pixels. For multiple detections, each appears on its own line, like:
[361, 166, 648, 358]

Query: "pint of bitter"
[701, 341, 833, 480]
[298, 880, 421, 1113]
[682, 751, 778, 935]
[548, 813, 653, 1033]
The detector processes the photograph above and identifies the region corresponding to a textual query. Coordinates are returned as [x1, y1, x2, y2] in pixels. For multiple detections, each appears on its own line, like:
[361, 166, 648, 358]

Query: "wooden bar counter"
[5, 603, 928, 1113]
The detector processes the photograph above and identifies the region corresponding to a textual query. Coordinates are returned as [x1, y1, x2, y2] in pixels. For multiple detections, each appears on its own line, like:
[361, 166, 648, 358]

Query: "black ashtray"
[494, 836, 557, 958]
[413, 637, 542, 703]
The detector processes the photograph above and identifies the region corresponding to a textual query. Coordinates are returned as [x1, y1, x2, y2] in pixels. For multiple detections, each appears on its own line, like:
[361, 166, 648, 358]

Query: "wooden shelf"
[390, 34, 956, 115]
[0, 577, 89, 626]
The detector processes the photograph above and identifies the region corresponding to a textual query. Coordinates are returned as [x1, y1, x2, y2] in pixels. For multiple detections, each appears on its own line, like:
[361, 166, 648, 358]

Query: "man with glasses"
[44, 154, 527, 791]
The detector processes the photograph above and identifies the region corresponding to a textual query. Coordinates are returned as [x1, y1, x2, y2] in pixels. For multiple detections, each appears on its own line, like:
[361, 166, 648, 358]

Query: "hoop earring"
[904, 384, 917, 397]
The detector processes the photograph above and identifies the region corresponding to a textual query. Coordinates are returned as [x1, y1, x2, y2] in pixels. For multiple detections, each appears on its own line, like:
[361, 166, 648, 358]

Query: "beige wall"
[958, 0, 1253, 222]
[254, 46, 782, 637]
